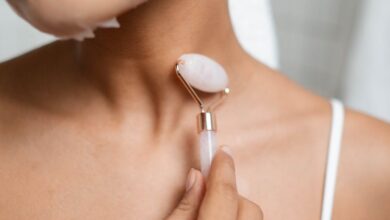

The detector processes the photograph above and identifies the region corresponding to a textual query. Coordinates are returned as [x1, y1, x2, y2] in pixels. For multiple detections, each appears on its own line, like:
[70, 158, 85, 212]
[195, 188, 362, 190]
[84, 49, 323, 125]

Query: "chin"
[6, 0, 149, 36]
[128, 0, 149, 9]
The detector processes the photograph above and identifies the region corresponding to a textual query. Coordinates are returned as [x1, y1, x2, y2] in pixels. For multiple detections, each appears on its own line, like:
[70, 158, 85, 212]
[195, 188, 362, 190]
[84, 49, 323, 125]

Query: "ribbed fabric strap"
[321, 99, 345, 220]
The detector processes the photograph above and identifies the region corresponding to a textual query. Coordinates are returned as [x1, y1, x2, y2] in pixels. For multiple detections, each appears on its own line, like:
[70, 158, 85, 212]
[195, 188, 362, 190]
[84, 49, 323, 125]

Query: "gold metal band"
[197, 112, 217, 132]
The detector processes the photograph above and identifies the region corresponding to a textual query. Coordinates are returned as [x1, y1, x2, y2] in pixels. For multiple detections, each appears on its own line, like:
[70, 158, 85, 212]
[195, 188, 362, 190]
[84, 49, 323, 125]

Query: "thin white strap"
[321, 99, 345, 220]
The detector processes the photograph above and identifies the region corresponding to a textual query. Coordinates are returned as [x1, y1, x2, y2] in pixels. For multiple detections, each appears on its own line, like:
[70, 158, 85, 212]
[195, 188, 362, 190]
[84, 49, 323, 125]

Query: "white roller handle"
[199, 130, 218, 177]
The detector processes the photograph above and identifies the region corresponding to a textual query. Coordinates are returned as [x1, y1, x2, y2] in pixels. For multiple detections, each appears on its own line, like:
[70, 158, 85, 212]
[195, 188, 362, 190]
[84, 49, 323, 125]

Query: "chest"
[0, 132, 328, 220]
[0, 135, 191, 219]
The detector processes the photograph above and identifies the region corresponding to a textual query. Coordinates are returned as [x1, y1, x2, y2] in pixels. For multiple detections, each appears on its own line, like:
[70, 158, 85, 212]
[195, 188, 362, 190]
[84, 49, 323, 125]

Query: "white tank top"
[321, 99, 345, 220]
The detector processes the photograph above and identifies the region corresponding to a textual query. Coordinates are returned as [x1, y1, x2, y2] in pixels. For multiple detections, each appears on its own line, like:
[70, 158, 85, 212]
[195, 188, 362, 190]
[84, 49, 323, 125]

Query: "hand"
[166, 147, 264, 220]
[6, 0, 148, 39]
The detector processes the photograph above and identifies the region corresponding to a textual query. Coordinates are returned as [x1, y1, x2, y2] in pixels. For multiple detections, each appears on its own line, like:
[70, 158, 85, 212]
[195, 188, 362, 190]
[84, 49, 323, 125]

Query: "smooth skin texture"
[1, 0, 390, 219]
[6, 0, 148, 36]
[166, 147, 263, 220]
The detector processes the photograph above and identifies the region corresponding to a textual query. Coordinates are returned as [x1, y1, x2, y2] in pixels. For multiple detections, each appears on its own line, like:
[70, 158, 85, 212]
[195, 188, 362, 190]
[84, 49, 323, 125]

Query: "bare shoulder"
[334, 109, 390, 219]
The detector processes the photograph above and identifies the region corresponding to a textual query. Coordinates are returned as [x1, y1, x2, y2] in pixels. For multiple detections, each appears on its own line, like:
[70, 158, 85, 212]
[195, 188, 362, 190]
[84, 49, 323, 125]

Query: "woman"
[1, 0, 389, 219]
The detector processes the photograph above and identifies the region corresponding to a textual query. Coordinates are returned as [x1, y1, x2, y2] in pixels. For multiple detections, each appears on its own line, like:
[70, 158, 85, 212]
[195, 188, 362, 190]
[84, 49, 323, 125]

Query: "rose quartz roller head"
[176, 54, 230, 177]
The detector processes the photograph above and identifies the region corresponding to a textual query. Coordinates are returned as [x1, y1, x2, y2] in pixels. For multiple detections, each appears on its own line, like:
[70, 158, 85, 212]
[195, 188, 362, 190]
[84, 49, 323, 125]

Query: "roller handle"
[199, 130, 217, 177]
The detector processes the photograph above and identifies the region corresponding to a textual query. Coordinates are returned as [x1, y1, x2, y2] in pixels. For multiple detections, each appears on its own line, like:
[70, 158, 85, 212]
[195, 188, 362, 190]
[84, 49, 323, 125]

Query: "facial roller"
[176, 54, 230, 177]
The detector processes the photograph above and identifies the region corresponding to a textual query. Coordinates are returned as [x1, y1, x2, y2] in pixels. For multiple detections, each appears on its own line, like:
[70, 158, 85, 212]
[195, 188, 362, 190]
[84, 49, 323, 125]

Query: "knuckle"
[176, 197, 194, 213]
[214, 182, 238, 201]
[239, 197, 264, 220]
[247, 201, 264, 219]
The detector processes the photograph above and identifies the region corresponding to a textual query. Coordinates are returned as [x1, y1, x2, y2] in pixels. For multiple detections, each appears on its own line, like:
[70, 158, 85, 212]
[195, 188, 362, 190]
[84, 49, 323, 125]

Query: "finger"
[166, 169, 205, 220]
[237, 197, 264, 220]
[198, 146, 238, 220]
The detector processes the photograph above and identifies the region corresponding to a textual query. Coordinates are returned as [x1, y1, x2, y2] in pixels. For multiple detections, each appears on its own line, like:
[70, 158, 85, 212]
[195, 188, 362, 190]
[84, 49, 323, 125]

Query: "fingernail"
[186, 168, 196, 192]
[221, 146, 233, 157]
[98, 17, 120, 29]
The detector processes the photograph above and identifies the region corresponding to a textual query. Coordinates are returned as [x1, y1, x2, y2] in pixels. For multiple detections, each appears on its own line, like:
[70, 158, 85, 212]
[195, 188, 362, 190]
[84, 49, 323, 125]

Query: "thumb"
[166, 168, 205, 220]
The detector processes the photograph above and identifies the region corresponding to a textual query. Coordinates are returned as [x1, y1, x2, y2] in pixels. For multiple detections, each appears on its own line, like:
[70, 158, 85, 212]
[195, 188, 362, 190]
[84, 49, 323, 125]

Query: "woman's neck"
[79, 0, 247, 99]
[74, 0, 256, 136]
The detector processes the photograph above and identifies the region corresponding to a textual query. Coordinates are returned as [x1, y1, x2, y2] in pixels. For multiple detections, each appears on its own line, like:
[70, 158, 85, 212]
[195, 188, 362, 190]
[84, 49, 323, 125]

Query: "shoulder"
[343, 109, 390, 172]
[334, 108, 390, 219]
[246, 64, 390, 218]
[343, 109, 390, 161]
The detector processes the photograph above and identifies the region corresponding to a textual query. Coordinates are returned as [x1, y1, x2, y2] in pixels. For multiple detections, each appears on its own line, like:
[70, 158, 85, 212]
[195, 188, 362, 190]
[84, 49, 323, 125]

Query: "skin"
[6, 0, 149, 36]
[1, 0, 390, 219]
[167, 147, 263, 220]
